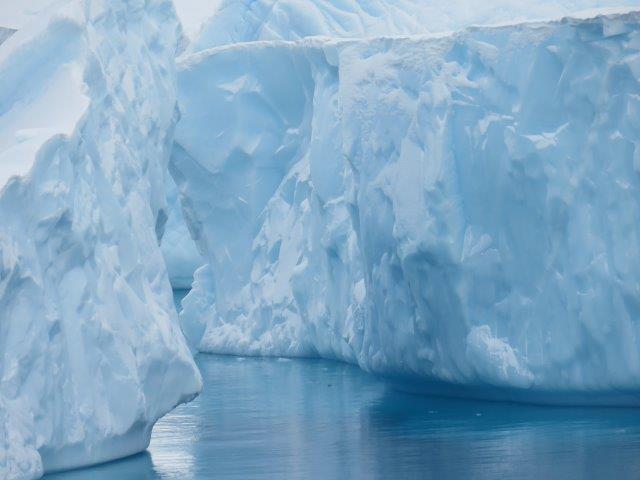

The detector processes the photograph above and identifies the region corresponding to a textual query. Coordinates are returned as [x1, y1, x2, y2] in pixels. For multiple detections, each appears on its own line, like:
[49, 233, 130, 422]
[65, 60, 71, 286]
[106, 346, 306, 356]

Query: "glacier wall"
[0, 1, 201, 477]
[175, 11, 640, 405]
[165, 0, 640, 290]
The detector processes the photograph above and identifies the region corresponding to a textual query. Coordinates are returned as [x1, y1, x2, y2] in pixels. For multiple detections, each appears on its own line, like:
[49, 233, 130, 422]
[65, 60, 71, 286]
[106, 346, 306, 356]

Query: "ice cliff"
[0, 1, 201, 478]
[175, 10, 640, 405]
[164, 0, 640, 288]
[0, 28, 15, 46]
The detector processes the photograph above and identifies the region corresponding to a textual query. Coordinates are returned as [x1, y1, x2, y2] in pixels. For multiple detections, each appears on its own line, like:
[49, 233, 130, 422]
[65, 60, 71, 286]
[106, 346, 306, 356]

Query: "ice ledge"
[178, 8, 640, 64]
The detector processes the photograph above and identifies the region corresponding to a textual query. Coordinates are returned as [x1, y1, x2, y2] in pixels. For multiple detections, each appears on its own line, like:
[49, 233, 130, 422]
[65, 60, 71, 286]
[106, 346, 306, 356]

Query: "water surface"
[43, 289, 640, 479]
[44, 352, 640, 480]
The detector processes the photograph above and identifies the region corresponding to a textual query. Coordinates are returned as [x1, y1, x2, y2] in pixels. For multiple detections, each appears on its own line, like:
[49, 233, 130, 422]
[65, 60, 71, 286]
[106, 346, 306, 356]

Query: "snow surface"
[188, 0, 640, 52]
[175, 10, 640, 405]
[0, 1, 201, 478]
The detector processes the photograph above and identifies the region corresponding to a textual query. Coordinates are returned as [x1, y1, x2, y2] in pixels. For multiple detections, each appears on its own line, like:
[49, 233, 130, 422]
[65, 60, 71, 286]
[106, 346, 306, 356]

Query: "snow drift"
[0, 1, 201, 478]
[175, 10, 640, 405]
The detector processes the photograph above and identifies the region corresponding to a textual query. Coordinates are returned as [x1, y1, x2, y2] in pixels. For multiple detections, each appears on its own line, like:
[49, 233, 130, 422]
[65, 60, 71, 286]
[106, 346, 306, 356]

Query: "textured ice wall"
[170, 3, 431, 297]
[168, 0, 640, 291]
[0, 397, 41, 480]
[0, 0, 60, 30]
[175, 11, 640, 405]
[0, 1, 201, 477]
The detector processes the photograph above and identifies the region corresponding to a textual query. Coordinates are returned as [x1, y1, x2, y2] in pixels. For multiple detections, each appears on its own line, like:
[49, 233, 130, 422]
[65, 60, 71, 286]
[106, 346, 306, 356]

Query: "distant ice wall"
[175, 11, 640, 405]
[0, 1, 201, 477]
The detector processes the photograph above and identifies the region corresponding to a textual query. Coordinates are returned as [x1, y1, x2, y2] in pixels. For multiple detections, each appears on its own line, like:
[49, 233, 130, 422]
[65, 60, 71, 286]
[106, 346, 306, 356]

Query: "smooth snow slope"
[0, 1, 201, 478]
[175, 11, 640, 405]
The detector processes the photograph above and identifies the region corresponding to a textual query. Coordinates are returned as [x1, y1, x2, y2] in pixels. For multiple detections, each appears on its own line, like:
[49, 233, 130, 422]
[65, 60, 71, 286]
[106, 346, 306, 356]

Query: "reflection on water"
[45, 353, 640, 480]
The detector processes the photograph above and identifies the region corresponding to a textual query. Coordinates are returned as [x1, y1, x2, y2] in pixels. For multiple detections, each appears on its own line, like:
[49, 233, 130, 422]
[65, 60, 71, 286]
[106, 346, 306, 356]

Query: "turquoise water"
[43, 291, 640, 479]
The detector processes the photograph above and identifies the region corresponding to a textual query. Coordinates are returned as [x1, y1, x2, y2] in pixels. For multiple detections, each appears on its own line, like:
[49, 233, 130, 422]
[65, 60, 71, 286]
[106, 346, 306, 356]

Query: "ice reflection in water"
[45, 353, 640, 480]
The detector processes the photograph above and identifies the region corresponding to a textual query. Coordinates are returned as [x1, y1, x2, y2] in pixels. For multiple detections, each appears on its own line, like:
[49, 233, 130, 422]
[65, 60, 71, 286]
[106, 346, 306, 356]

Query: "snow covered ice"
[0, 1, 201, 478]
[161, 174, 203, 289]
[186, 0, 640, 52]
[1, 1, 640, 479]
[175, 9, 640, 405]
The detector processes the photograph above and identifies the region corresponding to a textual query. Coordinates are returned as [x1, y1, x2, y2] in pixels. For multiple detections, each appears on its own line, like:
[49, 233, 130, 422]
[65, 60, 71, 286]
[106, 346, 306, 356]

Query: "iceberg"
[0, 1, 201, 477]
[175, 10, 640, 405]
[165, 0, 640, 289]
[0, 396, 42, 480]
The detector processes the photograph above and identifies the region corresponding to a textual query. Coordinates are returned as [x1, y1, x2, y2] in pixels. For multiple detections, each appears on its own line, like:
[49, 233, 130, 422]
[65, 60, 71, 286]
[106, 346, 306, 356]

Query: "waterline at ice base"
[0, 1, 639, 479]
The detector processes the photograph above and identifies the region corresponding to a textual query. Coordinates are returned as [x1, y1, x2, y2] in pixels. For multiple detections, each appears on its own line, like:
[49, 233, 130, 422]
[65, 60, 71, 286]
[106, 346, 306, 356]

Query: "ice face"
[175, 11, 640, 405]
[0, 28, 15, 46]
[0, 1, 201, 477]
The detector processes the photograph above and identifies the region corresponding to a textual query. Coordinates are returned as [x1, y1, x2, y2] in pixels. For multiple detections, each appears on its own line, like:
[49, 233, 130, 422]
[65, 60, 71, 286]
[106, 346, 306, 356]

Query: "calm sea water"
[44, 292, 640, 480]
